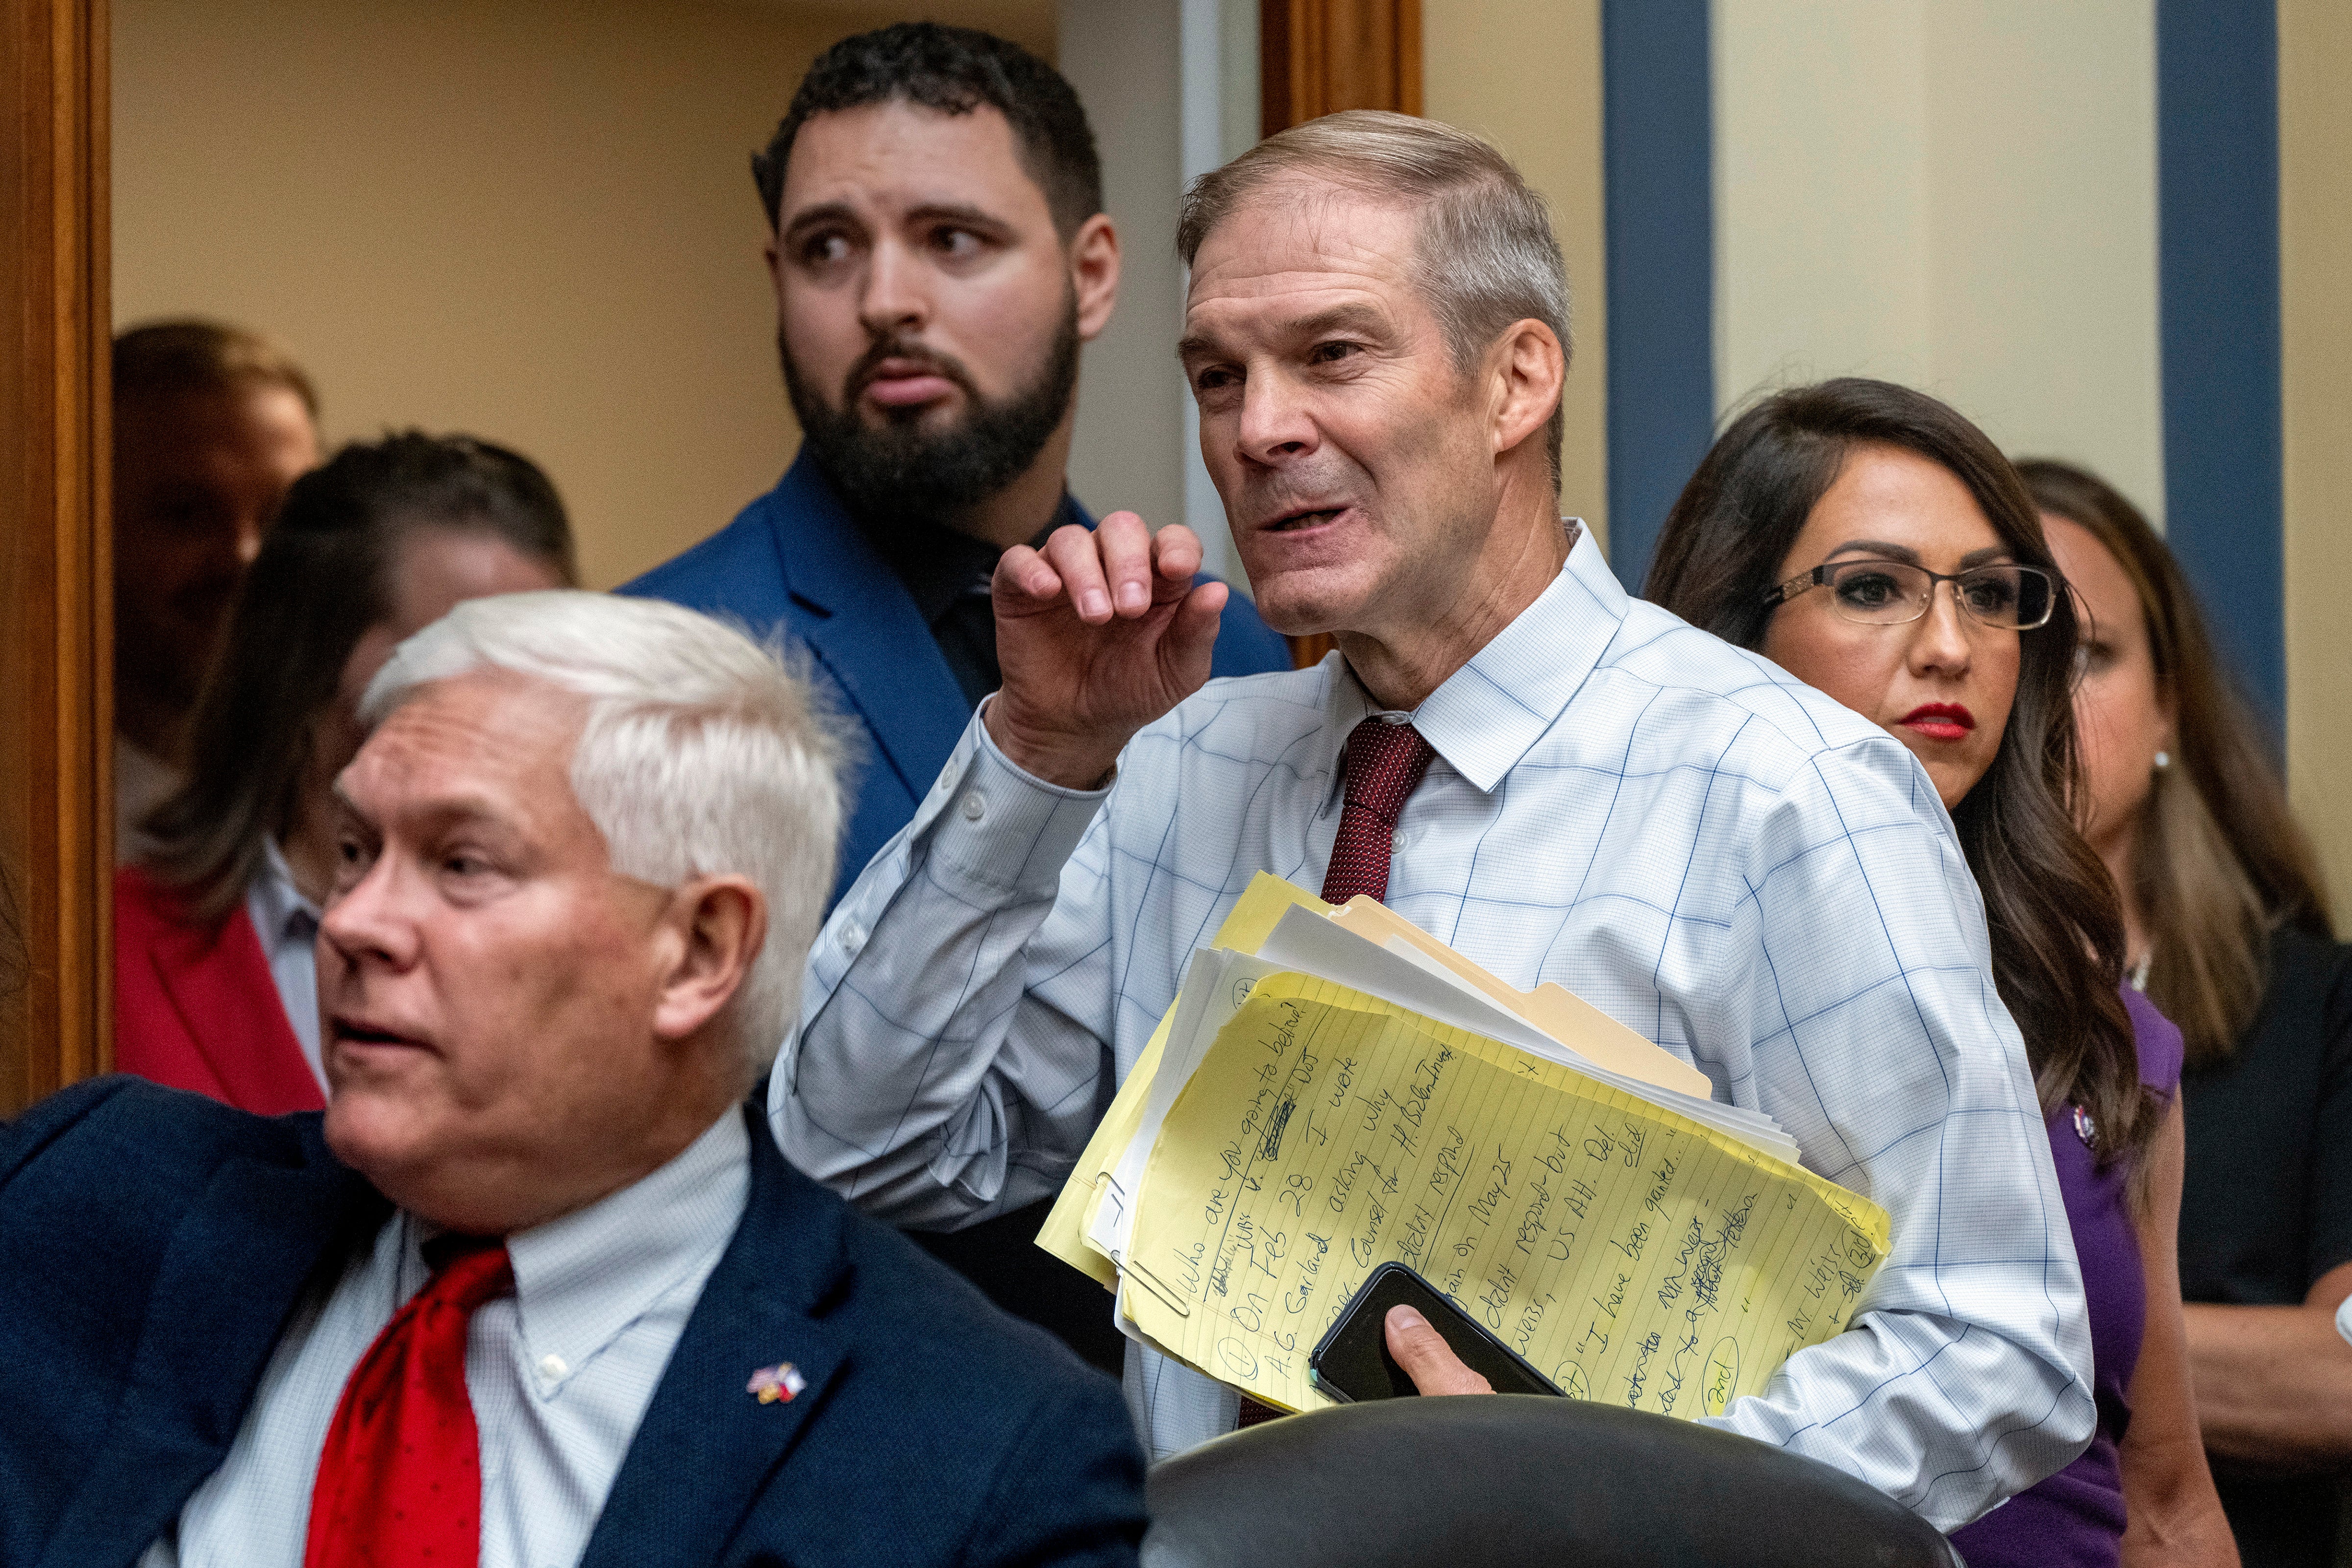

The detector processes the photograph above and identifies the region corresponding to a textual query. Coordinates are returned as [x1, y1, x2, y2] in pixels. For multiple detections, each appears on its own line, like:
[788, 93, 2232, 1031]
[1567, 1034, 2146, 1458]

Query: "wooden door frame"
[2, 0, 110, 1114]
[1262, 0, 1421, 137]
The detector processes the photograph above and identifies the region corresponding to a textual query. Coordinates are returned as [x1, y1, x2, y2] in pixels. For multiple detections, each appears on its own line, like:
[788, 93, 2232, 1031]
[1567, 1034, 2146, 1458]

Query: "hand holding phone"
[1307, 1262, 1564, 1403]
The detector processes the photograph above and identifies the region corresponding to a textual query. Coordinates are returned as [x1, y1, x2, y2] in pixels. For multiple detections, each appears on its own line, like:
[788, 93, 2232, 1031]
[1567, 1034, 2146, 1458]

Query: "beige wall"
[1422, 0, 1609, 551]
[113, 0, 1053, 591]
[1713, 0, 2165, 525]
[1715, 2, 1932, 408]
[2281, 0, 2352, 925]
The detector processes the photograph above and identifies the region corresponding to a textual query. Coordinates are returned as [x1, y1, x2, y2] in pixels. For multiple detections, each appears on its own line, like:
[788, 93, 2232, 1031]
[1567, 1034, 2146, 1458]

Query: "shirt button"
[838, 919, 867, 953]
[960, 791, 987, 823]
[538, 1353, 568, 1382]
[1380, 713, 1409, 726]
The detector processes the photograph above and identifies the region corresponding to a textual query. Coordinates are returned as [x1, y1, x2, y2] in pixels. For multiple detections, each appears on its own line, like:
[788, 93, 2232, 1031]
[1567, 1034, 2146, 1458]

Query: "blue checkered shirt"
[783, 529, 2092, 1529]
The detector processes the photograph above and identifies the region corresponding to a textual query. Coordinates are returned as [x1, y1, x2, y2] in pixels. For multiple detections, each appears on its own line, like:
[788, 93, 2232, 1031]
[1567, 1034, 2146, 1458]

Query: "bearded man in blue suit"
[623, 24, 1288, 910]
[623, 25, 1286, 1371]
[0, 593, 1144, 1568]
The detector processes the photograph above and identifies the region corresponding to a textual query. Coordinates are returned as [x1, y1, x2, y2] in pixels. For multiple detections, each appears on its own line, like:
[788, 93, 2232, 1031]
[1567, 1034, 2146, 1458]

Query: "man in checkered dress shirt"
[777, 114, 2092, 1531]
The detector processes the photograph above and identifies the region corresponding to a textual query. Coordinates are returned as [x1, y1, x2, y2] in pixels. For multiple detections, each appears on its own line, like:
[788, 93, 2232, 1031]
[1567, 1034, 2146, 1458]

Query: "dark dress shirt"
[849, 496, 1075, 709]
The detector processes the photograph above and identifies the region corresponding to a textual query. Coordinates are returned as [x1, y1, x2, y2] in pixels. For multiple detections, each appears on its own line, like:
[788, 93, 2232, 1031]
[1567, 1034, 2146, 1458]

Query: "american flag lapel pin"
[747, 1362, 807, 1405]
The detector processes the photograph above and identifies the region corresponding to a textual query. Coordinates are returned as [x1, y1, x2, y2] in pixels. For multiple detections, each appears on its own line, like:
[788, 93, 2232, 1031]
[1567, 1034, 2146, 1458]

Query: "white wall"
[1713, 0, 2164, 523]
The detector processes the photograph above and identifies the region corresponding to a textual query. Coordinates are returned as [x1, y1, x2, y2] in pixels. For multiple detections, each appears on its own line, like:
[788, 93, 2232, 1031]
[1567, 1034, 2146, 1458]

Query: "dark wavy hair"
[2020, 458, 2332, 1066]
[1645, 379, 2154, 1170]
[754, 23, 1102, 239]
[142, 432, 576, 923]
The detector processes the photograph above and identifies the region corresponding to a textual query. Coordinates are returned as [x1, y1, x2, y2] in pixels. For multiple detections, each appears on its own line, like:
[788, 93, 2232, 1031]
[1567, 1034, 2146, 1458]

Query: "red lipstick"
[1898, 703, 1975, 742]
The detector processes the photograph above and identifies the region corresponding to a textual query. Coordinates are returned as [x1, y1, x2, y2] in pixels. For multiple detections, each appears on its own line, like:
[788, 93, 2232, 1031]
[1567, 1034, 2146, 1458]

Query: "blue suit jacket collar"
[580, 1099, 853, 1568]
[756, 452, 980, 805]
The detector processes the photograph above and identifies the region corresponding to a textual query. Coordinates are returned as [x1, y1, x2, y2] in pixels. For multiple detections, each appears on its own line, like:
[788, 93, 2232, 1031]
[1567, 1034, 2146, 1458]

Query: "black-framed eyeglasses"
[1766, 559, 2057, 631]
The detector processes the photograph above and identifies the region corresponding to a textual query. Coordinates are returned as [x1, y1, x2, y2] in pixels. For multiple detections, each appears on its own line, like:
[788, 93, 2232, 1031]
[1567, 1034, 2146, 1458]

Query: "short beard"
[782, 300, 1080, 525]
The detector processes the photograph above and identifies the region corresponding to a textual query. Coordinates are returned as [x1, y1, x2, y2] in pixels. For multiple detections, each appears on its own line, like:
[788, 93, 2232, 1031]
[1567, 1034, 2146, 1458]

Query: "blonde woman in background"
[2023, 460, 2352, 1568]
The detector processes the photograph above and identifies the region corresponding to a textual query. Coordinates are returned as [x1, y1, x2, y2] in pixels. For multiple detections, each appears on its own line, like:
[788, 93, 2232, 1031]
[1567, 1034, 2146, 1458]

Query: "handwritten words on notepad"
[1118, 973, 1890, 1415]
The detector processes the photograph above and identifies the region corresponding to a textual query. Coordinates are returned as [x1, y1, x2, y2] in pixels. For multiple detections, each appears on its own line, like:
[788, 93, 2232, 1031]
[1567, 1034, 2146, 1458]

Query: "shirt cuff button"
[960, 791, 987, 823]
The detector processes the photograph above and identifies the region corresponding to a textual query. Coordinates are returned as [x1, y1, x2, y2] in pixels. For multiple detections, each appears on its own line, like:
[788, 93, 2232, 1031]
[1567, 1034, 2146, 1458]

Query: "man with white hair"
[782, 110, 2093, 1532]
[0, 592, 1145, 1568]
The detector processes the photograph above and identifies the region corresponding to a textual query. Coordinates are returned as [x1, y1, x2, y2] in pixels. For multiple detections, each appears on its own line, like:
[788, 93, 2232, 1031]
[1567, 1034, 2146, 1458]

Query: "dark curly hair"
[1645, 378, 2155, 1172]
[754, 22, 1102, 239]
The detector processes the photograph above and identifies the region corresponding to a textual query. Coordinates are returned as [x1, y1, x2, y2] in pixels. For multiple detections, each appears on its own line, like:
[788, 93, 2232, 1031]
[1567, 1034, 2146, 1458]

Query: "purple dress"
[1950, 988, 2186, 1566]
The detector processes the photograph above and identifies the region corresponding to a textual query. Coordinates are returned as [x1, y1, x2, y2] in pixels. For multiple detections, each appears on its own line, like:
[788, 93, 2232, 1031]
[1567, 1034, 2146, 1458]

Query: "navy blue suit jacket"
[621, 453, 1291, 906]
[0, 1078, 1147, 1568]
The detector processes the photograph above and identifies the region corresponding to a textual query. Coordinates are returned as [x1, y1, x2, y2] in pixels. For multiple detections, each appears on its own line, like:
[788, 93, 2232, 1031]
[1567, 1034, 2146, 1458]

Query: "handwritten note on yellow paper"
[1034, 875, 1335, 1286]
[1119, 973, 1890, 1417]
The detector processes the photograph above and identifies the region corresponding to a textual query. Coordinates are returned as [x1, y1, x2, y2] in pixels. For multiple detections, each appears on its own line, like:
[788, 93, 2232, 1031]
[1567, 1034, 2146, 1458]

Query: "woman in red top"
[117, 432, 574, 1111]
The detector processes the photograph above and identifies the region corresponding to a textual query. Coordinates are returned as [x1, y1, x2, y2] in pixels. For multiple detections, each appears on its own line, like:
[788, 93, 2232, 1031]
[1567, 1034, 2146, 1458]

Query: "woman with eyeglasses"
[1647, 379, 2234, 1566]
[2021, 459, 2349, 1568]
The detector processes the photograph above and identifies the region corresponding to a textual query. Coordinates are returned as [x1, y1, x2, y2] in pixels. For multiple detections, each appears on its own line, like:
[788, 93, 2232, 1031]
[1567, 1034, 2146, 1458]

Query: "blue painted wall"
[1601, 0, 1714, 595]
[2157, 0, 2285, 735]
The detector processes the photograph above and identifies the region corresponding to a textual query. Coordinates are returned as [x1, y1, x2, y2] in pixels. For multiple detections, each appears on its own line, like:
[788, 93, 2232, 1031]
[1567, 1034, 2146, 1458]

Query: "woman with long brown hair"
[1648, 380, 2232, 1566]
[2022, 459, 2350, 1568]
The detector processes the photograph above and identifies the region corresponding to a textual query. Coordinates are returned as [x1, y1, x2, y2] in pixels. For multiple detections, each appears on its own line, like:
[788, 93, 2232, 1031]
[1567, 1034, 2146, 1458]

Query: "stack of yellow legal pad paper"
[1038, 873, 1893, 1419]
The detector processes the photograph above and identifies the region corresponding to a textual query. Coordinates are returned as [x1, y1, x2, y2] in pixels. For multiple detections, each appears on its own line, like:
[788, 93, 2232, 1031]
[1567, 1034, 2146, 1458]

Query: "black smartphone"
[1307, 1261, 1564, 1403]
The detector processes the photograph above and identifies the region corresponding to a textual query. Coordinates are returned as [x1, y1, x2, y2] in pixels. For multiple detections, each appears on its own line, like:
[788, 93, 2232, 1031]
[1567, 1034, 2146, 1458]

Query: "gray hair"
[359, 591, 844, 1084]
[1176, 110, 1572, 488]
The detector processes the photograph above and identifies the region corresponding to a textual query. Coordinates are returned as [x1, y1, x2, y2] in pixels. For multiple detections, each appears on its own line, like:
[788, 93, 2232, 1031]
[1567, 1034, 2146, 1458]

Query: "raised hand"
[984, 511, 1227, 789]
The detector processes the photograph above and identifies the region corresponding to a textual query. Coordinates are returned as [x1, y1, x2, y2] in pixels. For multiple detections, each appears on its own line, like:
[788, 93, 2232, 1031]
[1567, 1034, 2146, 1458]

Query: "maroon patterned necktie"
[1320, 715, 1437, 906]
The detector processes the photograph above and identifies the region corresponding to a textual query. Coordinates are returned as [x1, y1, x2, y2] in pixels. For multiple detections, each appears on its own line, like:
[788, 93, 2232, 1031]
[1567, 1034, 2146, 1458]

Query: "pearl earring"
[2154, 750, 2171, 771]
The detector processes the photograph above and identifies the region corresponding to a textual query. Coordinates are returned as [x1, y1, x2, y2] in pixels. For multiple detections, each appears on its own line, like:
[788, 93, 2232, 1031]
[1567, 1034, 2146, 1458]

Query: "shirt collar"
[251, 836, 322, 943]
[1319, 521, 1621, 800]
[499, 1107, 750, 1389]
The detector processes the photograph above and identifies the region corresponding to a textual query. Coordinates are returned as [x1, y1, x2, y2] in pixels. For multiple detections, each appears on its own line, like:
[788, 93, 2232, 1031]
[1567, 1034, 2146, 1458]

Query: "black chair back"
[1143, 1396, 1963, 1568]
